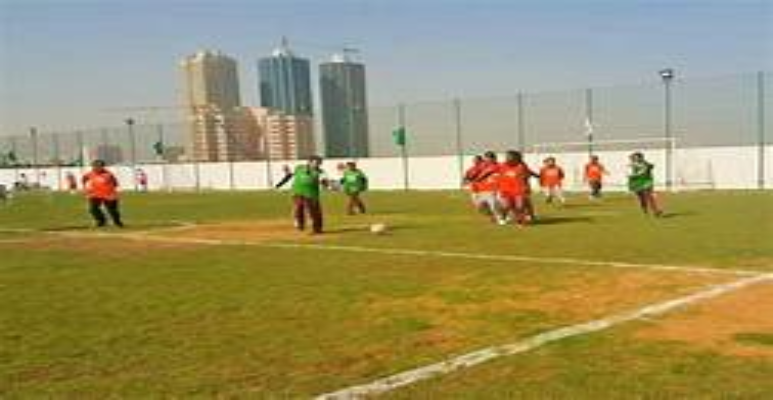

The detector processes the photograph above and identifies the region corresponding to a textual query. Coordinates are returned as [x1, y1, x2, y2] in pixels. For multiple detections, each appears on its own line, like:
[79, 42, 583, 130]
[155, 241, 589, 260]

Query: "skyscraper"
[181, 50, 261, 161]
[258, 40, 313, 116]
[319, 53, 369, 158]
[181, 50, 241, 110]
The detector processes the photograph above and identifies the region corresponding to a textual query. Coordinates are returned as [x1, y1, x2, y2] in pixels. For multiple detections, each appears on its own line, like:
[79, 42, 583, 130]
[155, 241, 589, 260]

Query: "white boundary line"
[30, 230, 765, 278]
[316, 273, 773, 399]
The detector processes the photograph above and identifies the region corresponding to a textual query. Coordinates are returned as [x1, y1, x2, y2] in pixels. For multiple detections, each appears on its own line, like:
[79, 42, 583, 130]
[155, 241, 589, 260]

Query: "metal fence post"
[516, 92, 525, 152]
[453, 98, 464, 188]
[53, 133, 62, 191]
[398, 103, 409, 191]
[30, 127, 40, 186]
[757, 71, 766, 190]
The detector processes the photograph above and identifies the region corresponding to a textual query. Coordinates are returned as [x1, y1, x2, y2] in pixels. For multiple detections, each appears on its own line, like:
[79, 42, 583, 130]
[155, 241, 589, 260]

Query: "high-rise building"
[320, 53, 370, 157]
[251, 107, 315, 161]
[181, 50, 241, 110]
[180, 50, 250, 161]
[258, 40, 313, 116]
[190, 106, 263, 161]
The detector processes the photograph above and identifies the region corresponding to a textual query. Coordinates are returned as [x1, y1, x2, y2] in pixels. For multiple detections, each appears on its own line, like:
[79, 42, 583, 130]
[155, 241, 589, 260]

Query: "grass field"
[1, 189, 772, 398]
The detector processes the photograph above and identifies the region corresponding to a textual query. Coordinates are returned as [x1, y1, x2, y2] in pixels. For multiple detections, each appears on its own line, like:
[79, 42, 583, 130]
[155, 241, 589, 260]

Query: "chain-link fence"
[1, 71, 770, 190]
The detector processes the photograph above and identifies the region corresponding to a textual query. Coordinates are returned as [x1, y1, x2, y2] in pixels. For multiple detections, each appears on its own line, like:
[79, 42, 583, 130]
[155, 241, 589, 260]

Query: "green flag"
[392, 127, 407, 146]
[153, 141, 164, 156]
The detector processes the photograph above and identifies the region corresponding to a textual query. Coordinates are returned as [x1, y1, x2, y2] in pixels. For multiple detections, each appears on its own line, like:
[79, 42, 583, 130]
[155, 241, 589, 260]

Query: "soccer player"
[472, 151, 506, 224]
[628, 152, 663, 217]
[275, 155, 329, 234]
[82, 159, 124, 228]
[497, 150, 538, 226]
[539, 157, 565, 205]
[64, 171, 78, 194]
[136, 168, 149, 192]
[463, 155, 484, 206]
[341, 161, 368, 215]
[584, 155, 607, 200]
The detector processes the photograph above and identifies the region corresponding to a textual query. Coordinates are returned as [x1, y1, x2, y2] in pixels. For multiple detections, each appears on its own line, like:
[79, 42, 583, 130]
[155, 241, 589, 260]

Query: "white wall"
[1, 145, 770, 192]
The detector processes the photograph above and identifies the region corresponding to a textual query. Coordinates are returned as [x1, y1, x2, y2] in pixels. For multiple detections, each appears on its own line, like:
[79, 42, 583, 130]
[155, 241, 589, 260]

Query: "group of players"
[70, 149, 661, 233]
[463, 150, 663, 226]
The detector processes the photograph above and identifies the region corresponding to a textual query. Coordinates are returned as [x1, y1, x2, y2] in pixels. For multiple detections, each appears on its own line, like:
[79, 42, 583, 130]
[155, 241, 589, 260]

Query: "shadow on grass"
[532, 215, 595, 226]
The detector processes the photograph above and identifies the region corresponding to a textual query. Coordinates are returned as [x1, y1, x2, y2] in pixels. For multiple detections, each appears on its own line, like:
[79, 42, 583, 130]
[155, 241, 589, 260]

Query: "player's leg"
[635, 191, 649, 214]
[104, 200, 124, 227]
[555, 186, 566, 204]
[346, 194, 355, 215]
[354, 192, 366, 214]
[308, 198, 323, 234]
[485, 193, 506, 224]
[292, 196, 306, 230]
[89, 198, 107, 227]
[646, 190, 663, 216]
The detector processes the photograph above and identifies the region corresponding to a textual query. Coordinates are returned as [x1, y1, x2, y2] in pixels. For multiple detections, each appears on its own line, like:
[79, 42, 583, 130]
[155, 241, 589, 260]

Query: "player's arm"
[274, 172, 293, 189]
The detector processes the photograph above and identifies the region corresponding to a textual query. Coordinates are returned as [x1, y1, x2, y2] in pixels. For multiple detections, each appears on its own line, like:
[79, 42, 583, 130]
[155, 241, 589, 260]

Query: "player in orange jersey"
[584, 155, 608, 200]
[497, 150, 538, 226]
[539, 157, 565, 205]
[82, 160, 123, 228]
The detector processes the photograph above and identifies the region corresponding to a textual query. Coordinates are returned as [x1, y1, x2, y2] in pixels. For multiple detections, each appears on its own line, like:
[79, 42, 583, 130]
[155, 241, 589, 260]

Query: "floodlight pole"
[659, 69, 674, 191]
[398, 103, 409, 191]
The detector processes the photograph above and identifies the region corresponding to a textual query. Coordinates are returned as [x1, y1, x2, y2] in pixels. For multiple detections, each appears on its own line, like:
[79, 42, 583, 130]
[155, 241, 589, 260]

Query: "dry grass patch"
[636, 281, 773, 358]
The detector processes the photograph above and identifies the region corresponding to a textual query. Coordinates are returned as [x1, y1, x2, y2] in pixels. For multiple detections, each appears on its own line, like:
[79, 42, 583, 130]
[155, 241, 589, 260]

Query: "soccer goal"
[529, 137, 715, 191]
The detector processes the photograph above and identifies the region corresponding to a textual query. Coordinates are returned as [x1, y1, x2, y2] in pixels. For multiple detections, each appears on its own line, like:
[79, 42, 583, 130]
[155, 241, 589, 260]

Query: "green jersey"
[341, 170, 368, 194]
[292, 165, 325, 199]
[628, 161, 655, 192]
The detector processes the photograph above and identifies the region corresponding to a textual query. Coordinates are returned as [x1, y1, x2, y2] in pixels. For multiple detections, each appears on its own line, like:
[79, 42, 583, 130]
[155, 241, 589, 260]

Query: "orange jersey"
[539, 166, 564, 187]
[585, 163, 606, 182]
[476, 162, 501, 193]
[464, 164, 484, 193]
[82, 170, 119, 200]
[497, 162, 534, 196]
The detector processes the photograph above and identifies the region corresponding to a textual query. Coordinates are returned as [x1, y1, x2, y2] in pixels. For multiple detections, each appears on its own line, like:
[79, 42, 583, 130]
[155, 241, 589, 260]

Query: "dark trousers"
[89, 198, 123, 227]
[293, 196, 323, 233]
[589, 180, 603, 198]
[346, 192, 366, 215]
[635, 189, 662, 215]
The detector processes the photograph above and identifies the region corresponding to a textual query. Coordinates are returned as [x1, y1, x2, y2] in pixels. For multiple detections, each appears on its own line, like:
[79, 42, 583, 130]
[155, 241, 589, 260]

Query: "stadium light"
[659, 68, 675, 190]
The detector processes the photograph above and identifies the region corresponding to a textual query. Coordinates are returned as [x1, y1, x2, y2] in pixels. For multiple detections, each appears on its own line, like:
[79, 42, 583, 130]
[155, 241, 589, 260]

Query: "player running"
[470, 151, 506, 224]
[82, 160, 124, 228]
[584, 155, 607, 200]
[341, 161, 368, 215]
[539, 157, 566, 205]
[497, 150, 538, 226]
[275, 155, 329, 234]
[628, 152, 664, 217]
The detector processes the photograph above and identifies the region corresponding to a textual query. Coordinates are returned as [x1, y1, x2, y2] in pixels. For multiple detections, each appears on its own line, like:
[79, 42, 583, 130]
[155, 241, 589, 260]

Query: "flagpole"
[585, 88, 594, 157]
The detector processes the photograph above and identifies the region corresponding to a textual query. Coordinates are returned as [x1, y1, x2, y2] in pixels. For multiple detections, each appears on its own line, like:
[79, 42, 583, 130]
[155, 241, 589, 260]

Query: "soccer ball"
[369, 223, 388, 235]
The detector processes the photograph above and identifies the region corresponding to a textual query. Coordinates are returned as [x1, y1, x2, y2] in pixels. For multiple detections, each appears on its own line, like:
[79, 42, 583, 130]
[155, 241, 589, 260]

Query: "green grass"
[1, 190, 771, 397]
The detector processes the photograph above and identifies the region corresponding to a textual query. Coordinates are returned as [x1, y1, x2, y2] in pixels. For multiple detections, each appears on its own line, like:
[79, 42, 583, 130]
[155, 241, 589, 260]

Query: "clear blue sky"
[1, 0, 771, 134]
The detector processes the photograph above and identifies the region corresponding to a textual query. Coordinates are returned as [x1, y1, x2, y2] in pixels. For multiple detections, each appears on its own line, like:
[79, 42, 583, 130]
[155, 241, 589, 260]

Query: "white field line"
[316, 273, 773, 400]
[39, 230, 765, 278]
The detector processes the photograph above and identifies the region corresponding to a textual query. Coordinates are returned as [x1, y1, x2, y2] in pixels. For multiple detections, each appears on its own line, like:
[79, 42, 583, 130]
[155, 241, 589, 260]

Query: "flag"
[152, 141, 165, 156]
[583, 117, 594, 138]
[392, 127, 407, 146]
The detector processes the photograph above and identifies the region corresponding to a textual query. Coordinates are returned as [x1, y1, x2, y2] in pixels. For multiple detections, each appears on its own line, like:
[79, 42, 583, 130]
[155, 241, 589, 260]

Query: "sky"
[0, 0, 771, 135]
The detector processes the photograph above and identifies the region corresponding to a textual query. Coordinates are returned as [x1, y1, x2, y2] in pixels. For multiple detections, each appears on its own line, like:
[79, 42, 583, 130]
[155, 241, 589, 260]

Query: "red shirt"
[497, 162, 534, 196]
[585, 162, 606, 182]
[476, 161, 501, 193]
[539, 165, 565, 187]
[464, 164, 484, 193]
[83, 170, 119, 200]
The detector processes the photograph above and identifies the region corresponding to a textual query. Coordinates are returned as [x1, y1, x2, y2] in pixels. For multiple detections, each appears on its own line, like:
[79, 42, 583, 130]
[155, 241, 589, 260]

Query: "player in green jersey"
[340, 161, 368, 215]
[276, 156, 329, 234]
[628, 152, 663, 217]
